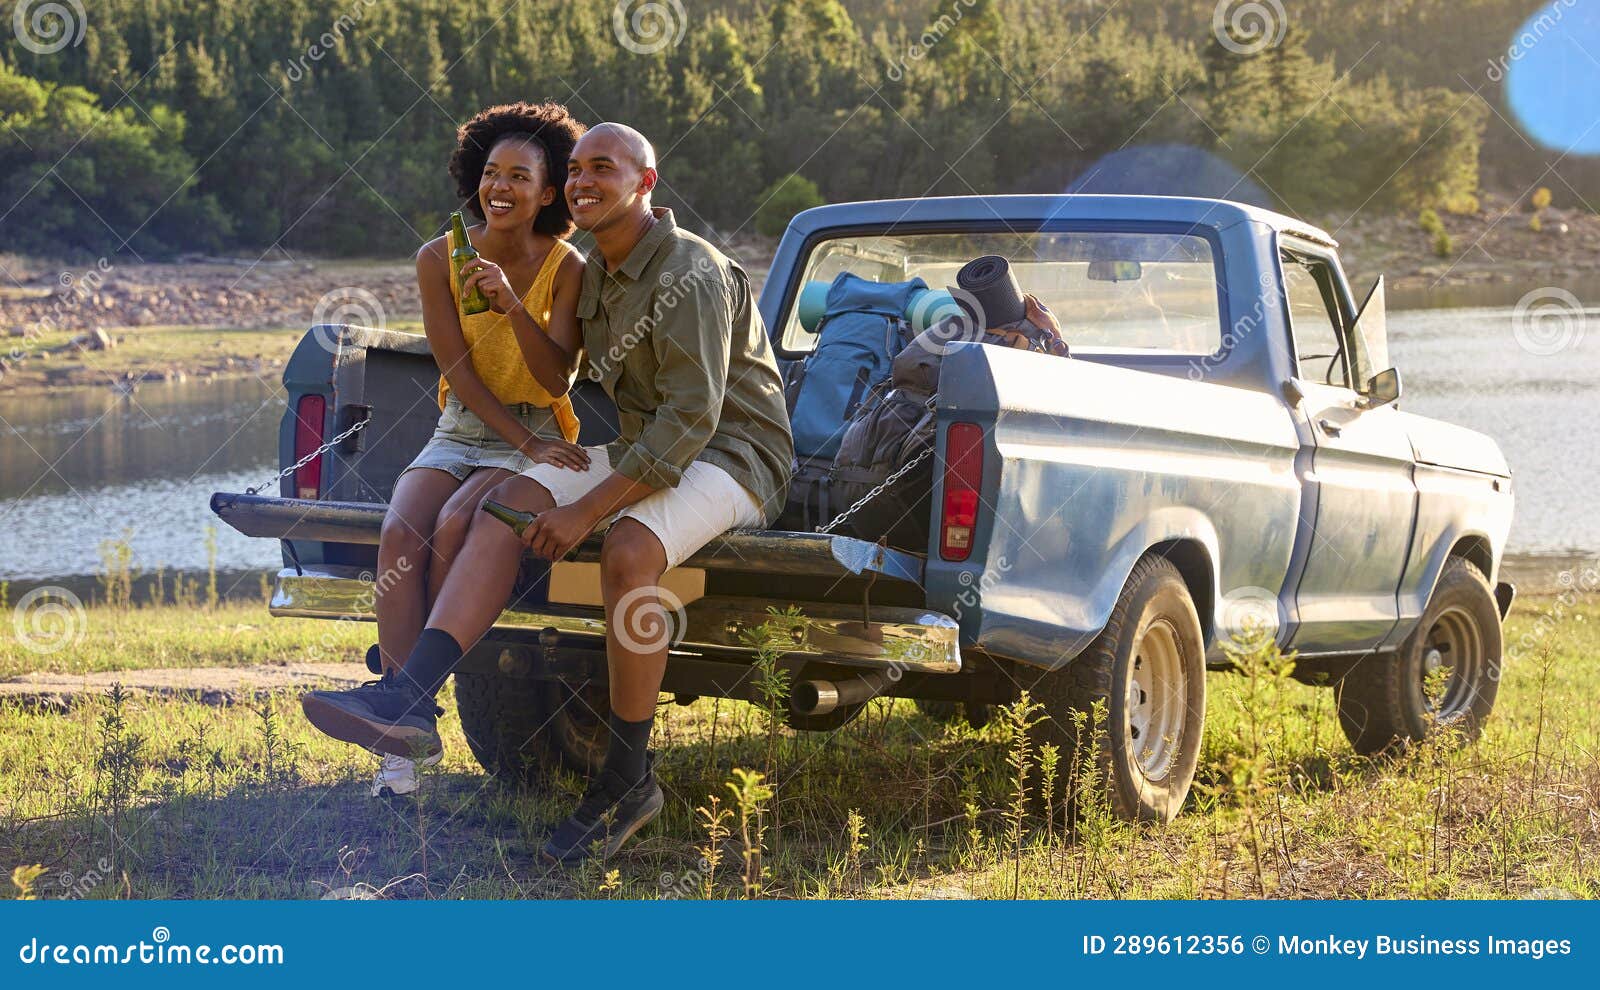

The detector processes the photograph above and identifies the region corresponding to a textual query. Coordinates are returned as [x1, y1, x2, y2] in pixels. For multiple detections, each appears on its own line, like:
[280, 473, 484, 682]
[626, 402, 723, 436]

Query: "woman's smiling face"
[478, 136, 555, 231]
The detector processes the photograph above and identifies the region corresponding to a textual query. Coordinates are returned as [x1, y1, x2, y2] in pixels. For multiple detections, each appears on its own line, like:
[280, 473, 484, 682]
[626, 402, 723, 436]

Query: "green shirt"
[577, 209, 794, 522]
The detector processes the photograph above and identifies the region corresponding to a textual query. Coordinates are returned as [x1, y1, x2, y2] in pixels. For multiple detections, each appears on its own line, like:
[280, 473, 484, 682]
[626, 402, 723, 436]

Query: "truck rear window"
[781, 230, 1223, 357]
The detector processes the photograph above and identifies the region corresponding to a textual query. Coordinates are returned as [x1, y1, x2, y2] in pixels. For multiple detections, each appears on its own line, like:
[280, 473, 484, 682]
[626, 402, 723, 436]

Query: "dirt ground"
[0, 662, 363, 710]
[0, 235, 778, 393]
[1325, 190, 1600, 289]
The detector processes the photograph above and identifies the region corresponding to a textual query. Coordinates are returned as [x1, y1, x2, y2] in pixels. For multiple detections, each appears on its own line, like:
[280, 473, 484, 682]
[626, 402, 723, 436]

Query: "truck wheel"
[454, 672, 611, 784]
[1030, 555, 1206, 823]
[538, 679, 610, 776]
[1337, 557, 1502, 754]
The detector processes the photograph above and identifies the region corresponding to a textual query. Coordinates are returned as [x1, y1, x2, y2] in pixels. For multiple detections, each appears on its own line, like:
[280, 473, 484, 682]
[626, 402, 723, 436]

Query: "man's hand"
[518, 437, 591, 471]
[521, 502, 601, 561]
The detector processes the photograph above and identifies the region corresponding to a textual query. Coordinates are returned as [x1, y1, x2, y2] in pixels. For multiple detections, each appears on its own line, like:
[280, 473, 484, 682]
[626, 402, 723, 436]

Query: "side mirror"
[1363, 367, 1402, 408]
[1087, 259, 1143, 283]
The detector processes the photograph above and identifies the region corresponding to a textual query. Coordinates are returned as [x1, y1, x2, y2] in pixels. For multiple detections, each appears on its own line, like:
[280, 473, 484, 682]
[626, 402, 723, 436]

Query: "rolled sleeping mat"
[795, 280, 963, 334]
[953, 255, 1027, 329]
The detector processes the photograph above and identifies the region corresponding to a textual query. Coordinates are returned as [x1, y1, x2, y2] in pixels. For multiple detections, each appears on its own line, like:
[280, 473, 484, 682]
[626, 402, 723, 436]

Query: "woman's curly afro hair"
[449, 101, 586, 238]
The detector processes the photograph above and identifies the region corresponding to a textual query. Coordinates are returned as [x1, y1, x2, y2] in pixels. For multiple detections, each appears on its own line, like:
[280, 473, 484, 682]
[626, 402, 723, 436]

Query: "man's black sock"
[603, 712, 654, 785]
[397, 627, 464, 699]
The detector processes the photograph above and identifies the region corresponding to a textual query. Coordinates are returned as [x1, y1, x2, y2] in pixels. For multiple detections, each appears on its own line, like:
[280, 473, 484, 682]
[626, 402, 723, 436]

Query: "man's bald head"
[581, 122, 656, 171]
[565, 122, 660, 235]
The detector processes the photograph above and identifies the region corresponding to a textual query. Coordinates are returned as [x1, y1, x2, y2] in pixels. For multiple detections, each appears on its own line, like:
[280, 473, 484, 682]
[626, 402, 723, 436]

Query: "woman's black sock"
[603, 712, 654, 785]
[397, 627, 464, 698]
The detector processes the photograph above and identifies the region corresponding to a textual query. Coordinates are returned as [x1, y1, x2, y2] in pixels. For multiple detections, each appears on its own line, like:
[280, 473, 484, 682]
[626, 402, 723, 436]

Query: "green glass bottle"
[480, 499, 534, 536]
[449, 211, 492, 315]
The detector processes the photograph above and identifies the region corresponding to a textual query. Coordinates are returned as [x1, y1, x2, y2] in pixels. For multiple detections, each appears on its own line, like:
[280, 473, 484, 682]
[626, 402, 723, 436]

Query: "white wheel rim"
[1421, 604, 1483, 720]
[1127, 618, 1186, 779]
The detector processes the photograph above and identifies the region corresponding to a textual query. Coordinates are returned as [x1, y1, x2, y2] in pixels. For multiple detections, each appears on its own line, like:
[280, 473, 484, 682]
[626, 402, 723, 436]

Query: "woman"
[372, 102, 589, 796]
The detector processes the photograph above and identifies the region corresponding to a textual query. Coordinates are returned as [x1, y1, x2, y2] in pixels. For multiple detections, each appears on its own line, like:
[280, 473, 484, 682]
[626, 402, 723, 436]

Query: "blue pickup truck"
[212, 194, 1514, 823]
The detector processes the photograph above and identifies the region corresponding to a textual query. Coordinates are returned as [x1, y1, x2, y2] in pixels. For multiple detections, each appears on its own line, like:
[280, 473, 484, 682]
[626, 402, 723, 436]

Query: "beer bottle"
[480, 499, 534, 536]
[449, 211, 492, 315]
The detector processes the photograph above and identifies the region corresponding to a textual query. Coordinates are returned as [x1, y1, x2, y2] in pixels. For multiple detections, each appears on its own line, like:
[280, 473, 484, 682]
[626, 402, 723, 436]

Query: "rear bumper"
[270, 567, 962, 674]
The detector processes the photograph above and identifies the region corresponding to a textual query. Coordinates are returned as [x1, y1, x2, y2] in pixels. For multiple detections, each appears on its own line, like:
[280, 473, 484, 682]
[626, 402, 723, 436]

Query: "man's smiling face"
[565, 125, 657, 234]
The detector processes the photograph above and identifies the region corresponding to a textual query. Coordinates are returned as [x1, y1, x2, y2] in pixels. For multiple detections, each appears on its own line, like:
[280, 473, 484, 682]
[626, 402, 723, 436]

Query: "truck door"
[1280, 248, 1417, 654]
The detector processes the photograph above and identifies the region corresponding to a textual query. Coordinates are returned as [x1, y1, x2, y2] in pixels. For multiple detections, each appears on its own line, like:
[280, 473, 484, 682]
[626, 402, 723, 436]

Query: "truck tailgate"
[210, 492, 960, 673]
[210, 492, 924, 583]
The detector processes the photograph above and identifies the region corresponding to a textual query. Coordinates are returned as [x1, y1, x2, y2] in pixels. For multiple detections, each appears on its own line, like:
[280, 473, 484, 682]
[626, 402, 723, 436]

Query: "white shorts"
[520, 446, 765, 569]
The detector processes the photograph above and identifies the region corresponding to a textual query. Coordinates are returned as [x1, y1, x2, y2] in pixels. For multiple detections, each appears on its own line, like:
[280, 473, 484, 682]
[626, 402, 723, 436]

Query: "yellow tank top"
[438, 236, 581, 443]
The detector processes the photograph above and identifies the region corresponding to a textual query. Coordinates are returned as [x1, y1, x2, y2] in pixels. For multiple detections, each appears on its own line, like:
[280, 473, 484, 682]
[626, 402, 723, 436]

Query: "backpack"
[828, 380, 939, 549]
[786, 272, 928, 461]
[827, 317, 1068, 548]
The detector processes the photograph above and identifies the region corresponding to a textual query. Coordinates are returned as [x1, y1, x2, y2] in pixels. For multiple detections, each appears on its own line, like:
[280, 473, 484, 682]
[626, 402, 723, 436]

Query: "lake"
[0, 293, 1594, 593]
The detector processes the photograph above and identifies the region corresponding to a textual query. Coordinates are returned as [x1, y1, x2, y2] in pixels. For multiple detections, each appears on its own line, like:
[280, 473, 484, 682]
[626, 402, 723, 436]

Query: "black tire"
[1028, 555, 1207, 823]
[537, 678, 611, 776]
[1337, 557, 1502, 754]
[454, 672, 611, 785]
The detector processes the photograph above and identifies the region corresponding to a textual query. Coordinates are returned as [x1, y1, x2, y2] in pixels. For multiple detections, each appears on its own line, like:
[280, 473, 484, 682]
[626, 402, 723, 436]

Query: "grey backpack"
[825, 328, 951, 549]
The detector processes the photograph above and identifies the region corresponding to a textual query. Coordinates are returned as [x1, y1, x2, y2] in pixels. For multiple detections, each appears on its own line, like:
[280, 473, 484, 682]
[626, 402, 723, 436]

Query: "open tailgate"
[210, 492, 959, 673]
[210, 492, 925, 584]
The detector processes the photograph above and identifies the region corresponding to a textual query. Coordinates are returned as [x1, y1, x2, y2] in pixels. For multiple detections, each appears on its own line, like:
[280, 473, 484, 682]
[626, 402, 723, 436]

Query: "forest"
[0, 0, 1579, 257]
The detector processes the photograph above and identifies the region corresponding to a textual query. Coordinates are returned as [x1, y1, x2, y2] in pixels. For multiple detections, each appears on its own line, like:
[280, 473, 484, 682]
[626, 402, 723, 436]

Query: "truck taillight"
[292, 395, 327, 500]
[940, 422, 984, 561]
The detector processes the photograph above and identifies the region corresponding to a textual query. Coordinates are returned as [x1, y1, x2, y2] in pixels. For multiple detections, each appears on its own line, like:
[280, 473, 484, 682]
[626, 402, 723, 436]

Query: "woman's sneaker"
[370, 751, 442, 798]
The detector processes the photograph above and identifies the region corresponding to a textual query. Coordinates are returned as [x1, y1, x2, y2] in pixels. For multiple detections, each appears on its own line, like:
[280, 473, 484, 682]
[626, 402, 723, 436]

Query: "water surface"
[0, 297, 1592, 590]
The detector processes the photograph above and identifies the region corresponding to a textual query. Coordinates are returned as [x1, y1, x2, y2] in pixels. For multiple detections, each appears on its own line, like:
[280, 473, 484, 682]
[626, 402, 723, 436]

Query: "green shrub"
[1418, 208, 1443, 235]
[1432, 229, 1453, 257]
[754, 174, 826, 238]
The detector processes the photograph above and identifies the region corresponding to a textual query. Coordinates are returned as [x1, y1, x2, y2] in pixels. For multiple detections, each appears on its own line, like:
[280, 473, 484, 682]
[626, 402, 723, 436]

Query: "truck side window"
[1282, 253, 1351, 389]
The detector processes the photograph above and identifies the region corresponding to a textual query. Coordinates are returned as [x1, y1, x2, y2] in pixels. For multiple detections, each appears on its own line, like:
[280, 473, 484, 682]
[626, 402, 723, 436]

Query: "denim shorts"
[402, 393, 563, 482]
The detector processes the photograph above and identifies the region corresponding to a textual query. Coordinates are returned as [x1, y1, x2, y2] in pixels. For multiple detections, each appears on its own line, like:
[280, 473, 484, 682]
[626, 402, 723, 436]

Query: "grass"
[1, 590, 1596, 900]
[0, 596, 371, 681]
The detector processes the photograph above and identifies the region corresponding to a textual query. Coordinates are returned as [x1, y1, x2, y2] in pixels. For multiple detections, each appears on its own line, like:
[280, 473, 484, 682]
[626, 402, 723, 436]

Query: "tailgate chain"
[816, 393, 938, 535]
[243, 415, 369, 496]
[815, 444, 936, 535]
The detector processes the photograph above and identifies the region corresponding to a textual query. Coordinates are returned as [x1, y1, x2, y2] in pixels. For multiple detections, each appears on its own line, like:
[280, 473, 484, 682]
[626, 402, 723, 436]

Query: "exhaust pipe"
[792, 671, 892, 716]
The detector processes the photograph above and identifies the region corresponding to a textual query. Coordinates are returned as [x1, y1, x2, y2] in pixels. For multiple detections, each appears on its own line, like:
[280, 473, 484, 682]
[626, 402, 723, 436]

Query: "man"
[301, 123, 795, 864]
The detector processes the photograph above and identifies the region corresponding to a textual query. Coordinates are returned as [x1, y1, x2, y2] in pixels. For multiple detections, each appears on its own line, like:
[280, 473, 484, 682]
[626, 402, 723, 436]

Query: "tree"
[754, 173, 826, 236]
[0, 61, 229, 256]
